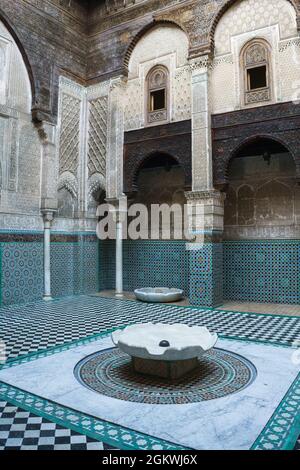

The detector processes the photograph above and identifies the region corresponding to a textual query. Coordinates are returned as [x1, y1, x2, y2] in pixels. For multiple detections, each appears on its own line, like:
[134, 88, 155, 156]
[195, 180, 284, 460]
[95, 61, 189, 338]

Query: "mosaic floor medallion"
[75, 347, 257, 405]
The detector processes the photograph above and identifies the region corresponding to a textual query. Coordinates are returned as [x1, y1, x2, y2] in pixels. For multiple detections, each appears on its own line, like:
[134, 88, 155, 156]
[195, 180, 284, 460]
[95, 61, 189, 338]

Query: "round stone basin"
[134, 287, 183, 303]
[112, 323, 218, 380]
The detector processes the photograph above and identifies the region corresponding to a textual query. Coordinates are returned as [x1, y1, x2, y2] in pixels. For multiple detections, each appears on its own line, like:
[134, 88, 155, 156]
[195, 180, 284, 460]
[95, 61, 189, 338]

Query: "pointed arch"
[210, 0, 300, 45]
[123, 19, 189, 71]
[0, 7, 36, 107]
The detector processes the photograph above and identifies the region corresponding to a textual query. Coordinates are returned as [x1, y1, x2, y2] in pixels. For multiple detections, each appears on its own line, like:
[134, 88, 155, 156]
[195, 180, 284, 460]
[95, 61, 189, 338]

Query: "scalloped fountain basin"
[134, 288, 183, 303]
[112, 323, 218, 379]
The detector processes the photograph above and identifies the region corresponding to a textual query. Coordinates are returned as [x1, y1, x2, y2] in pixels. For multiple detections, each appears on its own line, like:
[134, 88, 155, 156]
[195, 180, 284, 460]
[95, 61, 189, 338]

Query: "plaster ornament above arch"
[0, 14, 34, 112]
[127, 23, 189, 79]
[214, 0, 298, 56]
[124, 23, 190, 130]
[0, 20, 32, 113]
[211, 0, 300, 53]
[244, 42, 268, 66]
[124, 20, 189, 73]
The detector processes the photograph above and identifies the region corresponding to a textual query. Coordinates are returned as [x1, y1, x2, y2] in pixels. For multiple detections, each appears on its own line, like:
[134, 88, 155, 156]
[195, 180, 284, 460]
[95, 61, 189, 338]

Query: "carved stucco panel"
[125, 24, 190, 131]
[88, 96, 108, 178]
[58, 92, 81, 175]
[211, 0, 299, 113]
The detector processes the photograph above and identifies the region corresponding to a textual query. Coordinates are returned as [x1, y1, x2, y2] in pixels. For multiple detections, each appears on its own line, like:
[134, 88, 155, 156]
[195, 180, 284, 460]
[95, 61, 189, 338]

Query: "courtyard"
[0, 0, 300, 458]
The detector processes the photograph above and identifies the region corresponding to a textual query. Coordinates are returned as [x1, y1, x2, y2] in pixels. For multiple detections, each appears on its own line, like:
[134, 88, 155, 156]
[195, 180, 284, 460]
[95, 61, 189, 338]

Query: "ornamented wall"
[0, 0, 299, 307]
[56, 77, 109, 227]
[99, 240, 189, 295]
[0, 233, 99, 306]
[124, 24, 191, 131]
[0, 22, 42, 231]
[211, 0, 300, 113]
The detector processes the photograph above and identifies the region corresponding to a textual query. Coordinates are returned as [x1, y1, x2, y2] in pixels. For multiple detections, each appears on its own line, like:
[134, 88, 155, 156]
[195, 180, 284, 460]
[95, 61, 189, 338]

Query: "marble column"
[37, 121, 58, 301]
[42, 211, 55, 301]
[116, 215, 123, 297]
[106, 197, 127, 298]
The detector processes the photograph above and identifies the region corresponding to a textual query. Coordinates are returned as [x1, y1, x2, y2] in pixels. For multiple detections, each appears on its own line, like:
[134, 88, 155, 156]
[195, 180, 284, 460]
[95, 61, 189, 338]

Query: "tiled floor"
[0, 295, 299, 450]
[0, 402, 113, 451]
[98, 290, 300, 317]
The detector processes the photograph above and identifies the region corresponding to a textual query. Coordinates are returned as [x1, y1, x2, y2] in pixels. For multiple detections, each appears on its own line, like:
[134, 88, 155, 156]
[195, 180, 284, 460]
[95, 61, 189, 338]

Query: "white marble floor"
[0, 335, 298, 450]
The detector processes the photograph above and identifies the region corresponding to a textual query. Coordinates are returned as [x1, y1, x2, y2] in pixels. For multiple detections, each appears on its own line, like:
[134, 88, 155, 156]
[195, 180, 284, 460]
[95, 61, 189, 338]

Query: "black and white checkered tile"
[0, 402, 117, 451]
[1, 295, 299, 362]
[0, 295, 299, 451]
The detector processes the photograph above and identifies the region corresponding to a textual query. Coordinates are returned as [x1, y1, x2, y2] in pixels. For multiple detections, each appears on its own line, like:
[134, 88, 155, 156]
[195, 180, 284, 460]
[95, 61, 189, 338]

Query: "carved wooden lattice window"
[242, 40, 271, 106]
[147, 66, 169, 124]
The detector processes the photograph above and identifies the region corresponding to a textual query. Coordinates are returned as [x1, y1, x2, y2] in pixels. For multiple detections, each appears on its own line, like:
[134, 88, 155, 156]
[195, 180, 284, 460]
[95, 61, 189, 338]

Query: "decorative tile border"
[251, 372, 300, 450]
[0, 382, 188, 451]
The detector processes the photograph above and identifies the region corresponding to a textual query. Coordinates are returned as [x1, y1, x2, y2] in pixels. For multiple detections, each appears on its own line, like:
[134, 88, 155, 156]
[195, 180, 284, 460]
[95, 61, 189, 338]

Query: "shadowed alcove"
[129, 152, 187, 240]
[223, 137, 299, 305]
[224, 138, 298, 238]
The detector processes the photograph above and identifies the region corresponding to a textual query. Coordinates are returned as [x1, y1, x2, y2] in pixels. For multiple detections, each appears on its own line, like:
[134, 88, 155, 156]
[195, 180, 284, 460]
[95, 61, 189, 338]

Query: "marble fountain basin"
[112, 323, 218, 380]
[134, 287, 183, 303]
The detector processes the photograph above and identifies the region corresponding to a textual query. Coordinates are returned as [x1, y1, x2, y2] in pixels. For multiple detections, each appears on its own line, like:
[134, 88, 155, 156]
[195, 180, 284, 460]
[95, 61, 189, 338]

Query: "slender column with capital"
[42, 211, 55, 301]
[36, 121, 58, 302]
[115, 214, 123, 297]
[106, 197, 127, 298]
[106, 76, 126, 298]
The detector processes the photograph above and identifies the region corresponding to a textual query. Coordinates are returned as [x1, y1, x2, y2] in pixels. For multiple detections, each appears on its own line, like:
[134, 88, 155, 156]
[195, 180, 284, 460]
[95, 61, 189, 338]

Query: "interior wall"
[0, 233, 99, 306]
[224, 152, 299, 240]
[223, 151, 300, 305]
[99, 239, 189, 294]
[0, 20, 42, 230]
[129, 163, 187, 240]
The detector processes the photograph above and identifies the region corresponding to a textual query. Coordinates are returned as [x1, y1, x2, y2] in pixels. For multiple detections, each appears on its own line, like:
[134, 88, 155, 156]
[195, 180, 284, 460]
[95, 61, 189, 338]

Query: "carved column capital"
[185, 190, 225, 236]
[185, 189, 226, 205]
[109, 75, 127, 93]
[188, 54, 212, 74]
[41, 209, 56, 227]
[34, 120, 57, 145]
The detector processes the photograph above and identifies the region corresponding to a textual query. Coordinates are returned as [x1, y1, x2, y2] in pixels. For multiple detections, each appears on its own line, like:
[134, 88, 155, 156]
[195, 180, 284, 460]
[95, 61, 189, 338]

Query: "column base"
[115, 293, 124, 299]
[43, 295, 53, 302]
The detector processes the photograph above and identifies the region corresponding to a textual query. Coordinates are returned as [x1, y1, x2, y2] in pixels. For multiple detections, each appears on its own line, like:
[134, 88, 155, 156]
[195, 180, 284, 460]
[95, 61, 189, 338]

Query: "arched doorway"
[130, 152, 187, 239]
[122, 151, 189, 294]
[223, 137, 299, 305]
